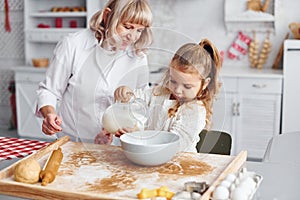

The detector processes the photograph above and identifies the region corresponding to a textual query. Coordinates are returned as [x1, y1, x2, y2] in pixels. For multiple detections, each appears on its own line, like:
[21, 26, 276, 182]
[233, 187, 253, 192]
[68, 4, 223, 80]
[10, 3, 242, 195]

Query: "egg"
[219, 180, 232, 188]
[229, 183, 236, 192]
[230, 187, 248, 200]
[212, 185, 230, 200]
[172, 191, 201, 200]
[225, 173, 237, 183]
[240, 177, 256, 194]
[237, 171, 246, 180]
[234, 177, 240, 185]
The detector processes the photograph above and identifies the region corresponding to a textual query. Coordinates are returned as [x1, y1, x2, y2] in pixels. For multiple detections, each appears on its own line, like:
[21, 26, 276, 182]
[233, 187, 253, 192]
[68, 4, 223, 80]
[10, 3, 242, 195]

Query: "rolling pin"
[40, 147, 63, 186]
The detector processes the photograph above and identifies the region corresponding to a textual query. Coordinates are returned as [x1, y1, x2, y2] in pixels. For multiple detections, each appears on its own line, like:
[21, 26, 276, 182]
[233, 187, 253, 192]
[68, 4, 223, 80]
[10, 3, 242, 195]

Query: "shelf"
[26, 28, 85, 32]
[30, 12, 87, 17]
[26, 28, 84, 43]
[24, 0, 95, 65]
[225, 11, 275, 22]
[224, 0, 277, 33]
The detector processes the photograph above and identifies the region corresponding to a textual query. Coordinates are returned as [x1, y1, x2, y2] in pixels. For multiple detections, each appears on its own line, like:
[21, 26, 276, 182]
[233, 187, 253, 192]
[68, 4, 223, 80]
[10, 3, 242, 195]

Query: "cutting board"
[0, 138, 247, 200]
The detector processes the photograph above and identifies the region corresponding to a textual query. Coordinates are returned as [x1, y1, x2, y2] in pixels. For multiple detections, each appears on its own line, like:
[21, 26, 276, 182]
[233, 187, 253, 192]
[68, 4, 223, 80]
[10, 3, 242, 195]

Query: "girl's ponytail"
[199, 39, 222, 128]
[199, 39, 222, 69]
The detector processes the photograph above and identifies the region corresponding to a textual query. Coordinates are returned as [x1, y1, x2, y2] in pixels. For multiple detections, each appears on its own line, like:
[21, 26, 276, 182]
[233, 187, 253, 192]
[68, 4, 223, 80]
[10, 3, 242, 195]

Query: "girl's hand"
[42, 113, 62, 136]
[114, 86, 134, 103]
[94, 129, 113, 144]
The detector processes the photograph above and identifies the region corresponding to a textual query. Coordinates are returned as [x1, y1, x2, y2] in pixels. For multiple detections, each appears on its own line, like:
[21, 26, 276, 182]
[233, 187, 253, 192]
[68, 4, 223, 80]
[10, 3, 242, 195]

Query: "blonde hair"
[155, 39, 222, 127]
[89, 0, 153, 56]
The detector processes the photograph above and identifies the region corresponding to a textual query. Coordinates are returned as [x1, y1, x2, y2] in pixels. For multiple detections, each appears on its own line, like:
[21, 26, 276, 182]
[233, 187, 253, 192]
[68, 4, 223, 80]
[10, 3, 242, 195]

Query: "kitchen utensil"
[120, 130, 180, 166]
[32, 58, 49, 68]
[289, 22, 300, 39]
[40, 147, 63, 186]
[102, 98, 149, 133]
[272, 32, 289, 69]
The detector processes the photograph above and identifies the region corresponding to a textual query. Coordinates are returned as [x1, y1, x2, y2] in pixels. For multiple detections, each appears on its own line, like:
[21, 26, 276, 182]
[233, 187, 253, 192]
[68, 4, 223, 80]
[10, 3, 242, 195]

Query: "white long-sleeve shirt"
[36, 29, 149, 142]
[134, 88, 206, 153]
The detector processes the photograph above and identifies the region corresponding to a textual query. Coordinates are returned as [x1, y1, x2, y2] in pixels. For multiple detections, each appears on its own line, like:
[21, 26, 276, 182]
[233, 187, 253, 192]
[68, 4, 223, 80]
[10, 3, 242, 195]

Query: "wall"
[150, 0, 300, 69]
[0, 0, 23, 129]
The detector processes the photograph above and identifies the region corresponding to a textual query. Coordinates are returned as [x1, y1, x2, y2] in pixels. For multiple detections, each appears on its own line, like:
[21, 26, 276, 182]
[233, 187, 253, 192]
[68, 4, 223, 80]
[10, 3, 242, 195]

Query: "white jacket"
[36, 29, 149, 142]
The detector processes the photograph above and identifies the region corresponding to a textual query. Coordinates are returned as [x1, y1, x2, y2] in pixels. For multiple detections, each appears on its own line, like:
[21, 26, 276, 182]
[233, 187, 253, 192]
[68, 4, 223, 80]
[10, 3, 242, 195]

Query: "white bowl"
[120, 130, 180, 166]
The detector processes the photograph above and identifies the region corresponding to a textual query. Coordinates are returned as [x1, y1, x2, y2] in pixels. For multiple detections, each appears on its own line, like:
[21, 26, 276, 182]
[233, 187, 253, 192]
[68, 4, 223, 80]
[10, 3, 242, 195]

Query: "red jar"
[55, 18, 62, 28]
[70, 20, 77, 28]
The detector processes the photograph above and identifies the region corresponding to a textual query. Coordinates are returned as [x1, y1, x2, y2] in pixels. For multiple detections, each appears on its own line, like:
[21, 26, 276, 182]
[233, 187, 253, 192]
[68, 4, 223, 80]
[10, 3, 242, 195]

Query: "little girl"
[107, 39, 222, 152]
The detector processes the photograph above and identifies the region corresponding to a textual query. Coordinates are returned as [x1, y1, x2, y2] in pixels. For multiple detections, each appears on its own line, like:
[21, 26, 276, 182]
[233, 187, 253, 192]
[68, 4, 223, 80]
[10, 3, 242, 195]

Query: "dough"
[14, 158, 41, 184]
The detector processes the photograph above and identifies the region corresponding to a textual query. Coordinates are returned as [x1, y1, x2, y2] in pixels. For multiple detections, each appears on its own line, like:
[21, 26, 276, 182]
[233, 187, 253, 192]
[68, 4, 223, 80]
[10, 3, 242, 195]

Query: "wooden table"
[0, 136, 247, 200]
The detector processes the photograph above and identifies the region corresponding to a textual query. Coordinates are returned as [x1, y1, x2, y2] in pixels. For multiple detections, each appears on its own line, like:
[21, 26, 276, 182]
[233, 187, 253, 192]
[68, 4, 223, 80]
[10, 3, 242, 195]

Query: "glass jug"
[102, 98, 149, 134]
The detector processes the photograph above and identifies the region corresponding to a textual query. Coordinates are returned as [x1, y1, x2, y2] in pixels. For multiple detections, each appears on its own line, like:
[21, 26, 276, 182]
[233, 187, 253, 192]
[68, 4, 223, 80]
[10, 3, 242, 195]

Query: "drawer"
[238, 78, 282, 94]
[219, 77, 237, 93]
[15, 72, 45, 83]
[26, 31, 68, 42]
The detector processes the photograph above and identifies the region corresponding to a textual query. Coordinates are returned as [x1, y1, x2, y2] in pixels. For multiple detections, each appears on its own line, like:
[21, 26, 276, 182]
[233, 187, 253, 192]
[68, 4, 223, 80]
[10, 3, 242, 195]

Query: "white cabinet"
[14, 67, 55, 140]
[24, 0, 101, 65]
[282, 40, 300, 133]
[212, 76, 282, 160]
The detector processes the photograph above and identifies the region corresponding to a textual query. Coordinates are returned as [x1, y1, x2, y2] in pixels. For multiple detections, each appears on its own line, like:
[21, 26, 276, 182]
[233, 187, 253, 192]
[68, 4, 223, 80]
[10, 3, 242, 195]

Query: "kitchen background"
[0, 0, 299, 160]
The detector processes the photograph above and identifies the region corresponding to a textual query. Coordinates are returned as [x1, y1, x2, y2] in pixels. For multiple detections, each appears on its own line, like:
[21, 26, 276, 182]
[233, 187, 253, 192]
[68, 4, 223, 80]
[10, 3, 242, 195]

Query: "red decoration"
[228, 31, 252, 60]
[4, 0, 11, 32]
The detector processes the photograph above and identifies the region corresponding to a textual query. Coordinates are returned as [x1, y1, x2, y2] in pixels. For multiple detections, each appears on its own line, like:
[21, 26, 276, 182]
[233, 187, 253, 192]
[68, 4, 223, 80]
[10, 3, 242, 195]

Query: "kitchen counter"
[220, 66, 283, 78]
[150, 66, 283, 85]
[11, 66, 47, 73]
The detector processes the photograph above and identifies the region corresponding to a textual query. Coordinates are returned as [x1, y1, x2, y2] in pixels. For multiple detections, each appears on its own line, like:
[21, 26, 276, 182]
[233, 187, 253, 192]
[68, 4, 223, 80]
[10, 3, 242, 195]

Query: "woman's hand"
[114, 126, 139, 138]
[114, 86, 134, 103]
[40, 106, 62, 136]
[94, 129, 113, 144]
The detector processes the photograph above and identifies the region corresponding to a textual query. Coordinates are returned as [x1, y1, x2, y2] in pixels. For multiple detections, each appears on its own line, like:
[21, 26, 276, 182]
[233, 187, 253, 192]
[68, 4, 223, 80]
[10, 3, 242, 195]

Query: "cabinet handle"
[252, 84, 267, 88]
[287, 48, 300, 51]
[232, 103, 236, 116]
[236, 102, 240, 116]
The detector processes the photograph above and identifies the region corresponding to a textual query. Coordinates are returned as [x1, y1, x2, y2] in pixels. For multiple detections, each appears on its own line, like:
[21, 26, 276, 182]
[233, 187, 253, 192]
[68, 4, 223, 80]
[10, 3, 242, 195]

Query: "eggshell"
[212, 185, 230, 200]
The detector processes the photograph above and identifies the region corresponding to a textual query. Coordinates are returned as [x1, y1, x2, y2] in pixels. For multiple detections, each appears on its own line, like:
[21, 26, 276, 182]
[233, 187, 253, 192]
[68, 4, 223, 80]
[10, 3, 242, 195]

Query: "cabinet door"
[211, 92, 237, 155]
[235, 94, 281, 160]
[15, 71, 55, 140]
[282, 42, 300, 133]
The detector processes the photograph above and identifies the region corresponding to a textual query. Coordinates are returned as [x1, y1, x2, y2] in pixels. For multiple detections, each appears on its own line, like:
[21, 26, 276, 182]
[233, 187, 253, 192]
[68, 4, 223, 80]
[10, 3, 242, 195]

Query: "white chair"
[263, 132, 300, 164]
